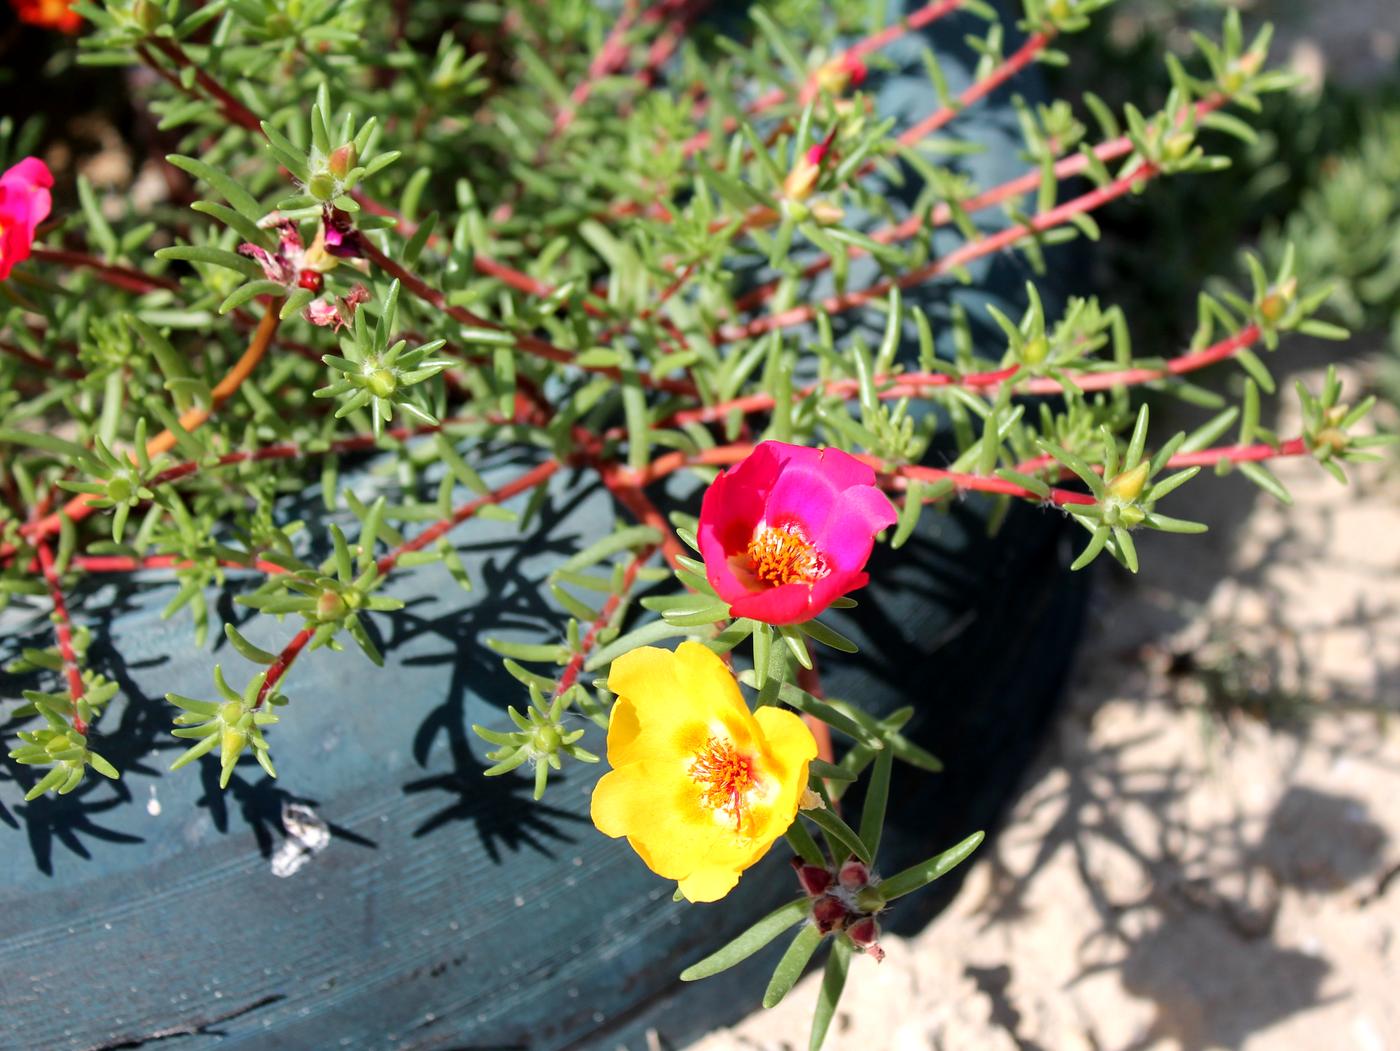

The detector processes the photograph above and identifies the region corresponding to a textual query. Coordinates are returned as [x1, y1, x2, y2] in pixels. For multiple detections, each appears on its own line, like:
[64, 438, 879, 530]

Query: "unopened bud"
[107, 475, 134, 504]
[793, 859, 833, 897]
[297, 268, 325, 293]
[783, 156, 822, 202]
[809, 200, 845, 225]
[1315, 427, 1348, 453]
[1023, 334, 1049, 366]
[327, 143, 358, 180]
[1164, 131, 1194, 162]
[1107, 461, 1150, 503]
[131, 0, 161, 32]
[813, 56, 867, 95]
[853, 885, 887, 914]
[811, 894, 848, 933]
[307, 172, 337, 201]
[367, 368, 398, 399]
[837, 858, 870, 889]
[847, 916, 885, 961]
[316, 589, 348, 622]
[1259, 278, 1297, 323]
[532, 724, 562, 753]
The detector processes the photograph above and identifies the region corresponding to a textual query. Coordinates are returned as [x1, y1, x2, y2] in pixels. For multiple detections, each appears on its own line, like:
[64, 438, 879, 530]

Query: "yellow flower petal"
[678, 865, 744, 903]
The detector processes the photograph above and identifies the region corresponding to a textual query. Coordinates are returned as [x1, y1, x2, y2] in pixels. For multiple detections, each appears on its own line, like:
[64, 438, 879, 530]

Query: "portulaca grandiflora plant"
[1, 0, 1393, 1043]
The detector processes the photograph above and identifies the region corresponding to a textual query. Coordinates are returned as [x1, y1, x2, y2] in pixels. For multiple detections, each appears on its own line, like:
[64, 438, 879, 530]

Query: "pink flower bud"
[847, 916, 885, 961]
[792, 858, 833, 897]
[811, 894, 848, 933]
[837, 858, 870, 889]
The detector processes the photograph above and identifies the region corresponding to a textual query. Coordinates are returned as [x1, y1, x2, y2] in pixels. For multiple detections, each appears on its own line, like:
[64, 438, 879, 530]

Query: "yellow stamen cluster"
[747, 522, 826, 587]
[689, 737, 758, 832]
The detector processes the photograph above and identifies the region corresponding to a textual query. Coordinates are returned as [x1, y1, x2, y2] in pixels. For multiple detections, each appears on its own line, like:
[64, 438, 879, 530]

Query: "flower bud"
[532, 723, 562, 754]
[1023, 334, 1049, 366]
[221, 724, 248, 771]
[367, 368, 398, 398]
[783, 141, 830, 202]
[297, 268, 325, 293]
[853, 885, 887, 914]
[847, 916, 885, 961]
[308, 172, 338, 202]
[811, 894, 848, 933]
[327, 143, 358, 180]
[809, 200, 845, 225]
[1164, 131, 1194, 162]
[813, 56, 868, 95]
[1107, 461, 1150, 503]
[792, 859, 833, 897]
[837, 858, 870, 889]
[316, 589, 348, 622]
[130, 0, 161, 32]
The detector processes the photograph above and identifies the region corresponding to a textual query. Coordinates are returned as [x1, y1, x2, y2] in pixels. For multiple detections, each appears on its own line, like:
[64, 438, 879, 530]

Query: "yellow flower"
[591, 642, 818, 903]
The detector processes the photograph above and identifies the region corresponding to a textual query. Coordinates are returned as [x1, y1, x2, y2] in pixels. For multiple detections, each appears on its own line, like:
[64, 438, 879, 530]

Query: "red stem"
[553, 543, 658, 699]
[254, 457, 565, 706]
[360, 241, 695, 395]
[147, 36, 262, 134]
[716, 162, 1157, 344]
[35, 537, 88, 732]
[893, 31, 1055, 152]
[679, 0, 968, 158]
[375, 458, 564, 577]
[732, 94, 1229, 314]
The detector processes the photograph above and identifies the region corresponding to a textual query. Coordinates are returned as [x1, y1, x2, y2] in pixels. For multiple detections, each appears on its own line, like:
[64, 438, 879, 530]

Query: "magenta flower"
[697, 441, 897, 626]
[0, 157, 54, 282]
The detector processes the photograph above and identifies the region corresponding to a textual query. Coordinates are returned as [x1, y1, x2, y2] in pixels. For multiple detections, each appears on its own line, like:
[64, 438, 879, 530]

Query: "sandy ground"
[686, 340, 1400, 1051]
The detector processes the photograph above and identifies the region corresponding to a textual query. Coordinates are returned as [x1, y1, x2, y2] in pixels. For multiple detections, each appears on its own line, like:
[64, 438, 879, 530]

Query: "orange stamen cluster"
[746, 522, 825, 587]
[690, 737, 757, 832]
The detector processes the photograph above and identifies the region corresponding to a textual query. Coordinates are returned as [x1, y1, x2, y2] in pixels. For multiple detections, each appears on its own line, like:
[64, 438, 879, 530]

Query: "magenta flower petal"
[0, 157, 54, 282]
[815, 486, 899, 569]
[761, 459, 842, 535]
[728, 581, 814, 624]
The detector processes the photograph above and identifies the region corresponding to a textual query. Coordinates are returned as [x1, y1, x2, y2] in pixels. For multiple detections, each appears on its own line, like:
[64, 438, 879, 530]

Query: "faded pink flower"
[237, 212, 367, 329]
[0, 157, 54, 282]
[697, 441, 897, 626]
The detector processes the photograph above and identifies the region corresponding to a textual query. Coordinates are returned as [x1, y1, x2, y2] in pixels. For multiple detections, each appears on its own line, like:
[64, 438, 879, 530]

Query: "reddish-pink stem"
[666, 318, 1257, 429]
[375, 458, 564, 577]
[255, 458, 565, 706]
[360, 241, 695, 395]
[716, 162, 1156, 344]
[35, 537, 87, 731]
[733, 94, 1229, 313]
[553, 543, 657, 699]
[680, 0, 968, 158]
[894, 31, 1055, 151]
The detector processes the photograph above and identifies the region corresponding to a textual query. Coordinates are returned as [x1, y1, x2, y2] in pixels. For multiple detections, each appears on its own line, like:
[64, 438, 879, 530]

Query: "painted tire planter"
[0, 5, 1088, 1050]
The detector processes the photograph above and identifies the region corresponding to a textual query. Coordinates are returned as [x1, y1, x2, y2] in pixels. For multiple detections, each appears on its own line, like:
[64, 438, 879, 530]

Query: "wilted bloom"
[11, 0, 81, 33]
[698, 441, 897, 625]
[0, 157, 53, 282]
[238, 212, 367, 330]
[591, 642, 818, 903]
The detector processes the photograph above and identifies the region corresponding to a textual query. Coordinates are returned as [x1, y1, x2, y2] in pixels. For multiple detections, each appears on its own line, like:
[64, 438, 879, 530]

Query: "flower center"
[746, 522, 826, 587]
[689, 737, 758, 832]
